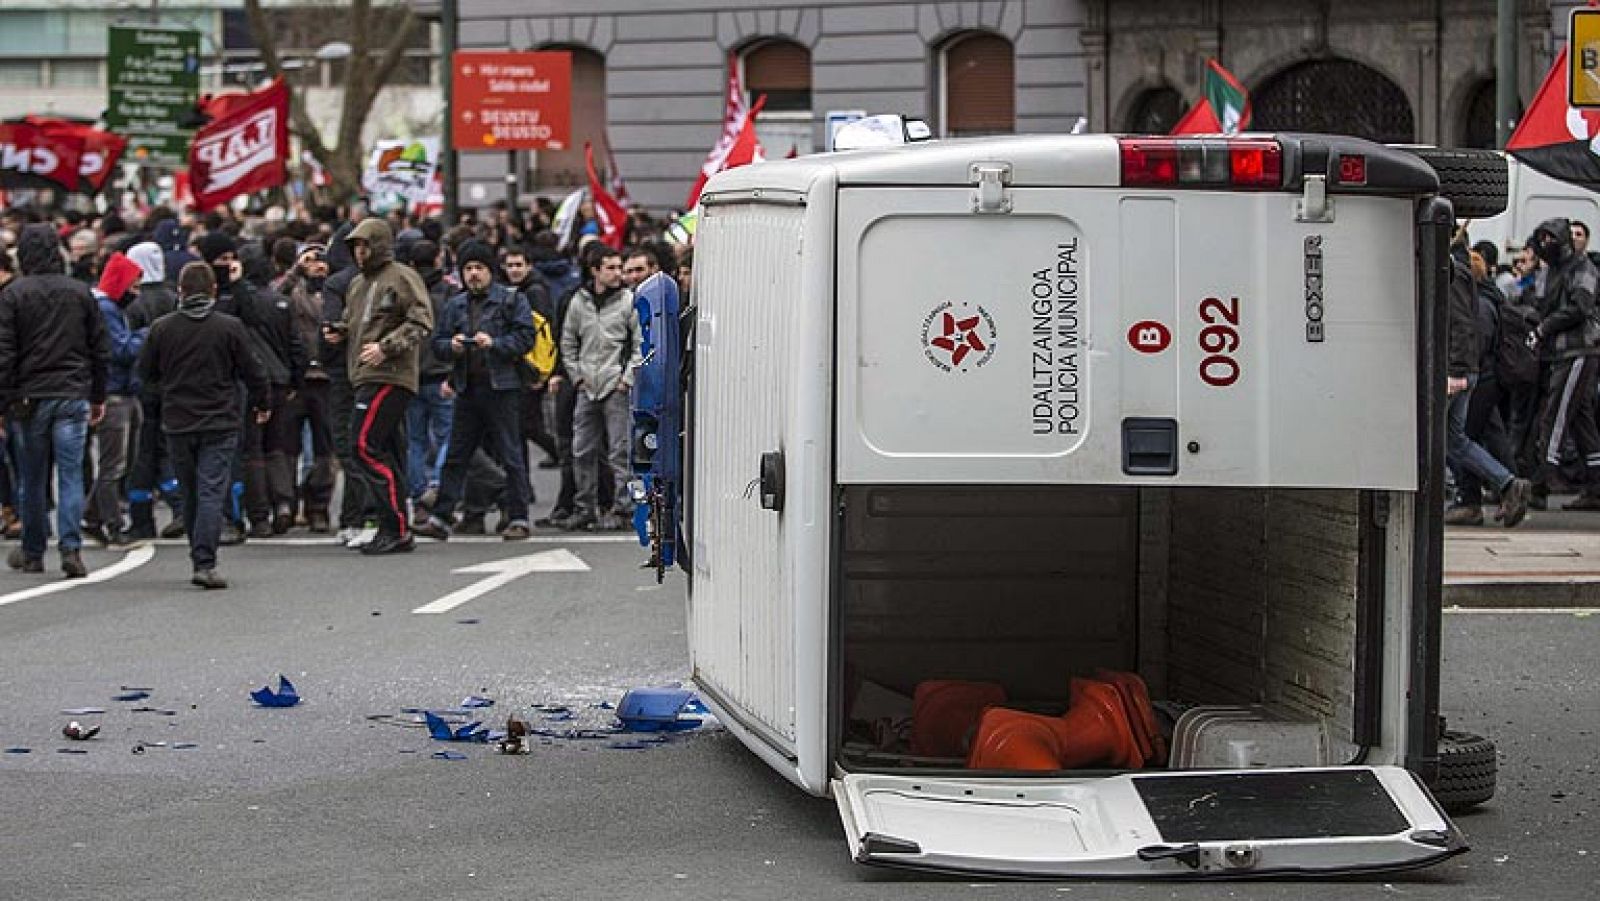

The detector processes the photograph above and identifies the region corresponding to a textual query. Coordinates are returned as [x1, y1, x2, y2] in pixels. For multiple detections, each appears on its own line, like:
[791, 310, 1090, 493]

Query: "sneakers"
[307, 510, 331, 533]
[535, 508, 573, 529]
[1563, 494, 1600, 511]
[1443, 505, 1484, 526]
[61, 550, 88, 579]
[361, 533, 415, 555]
[347, 526, 378, 549]
[248, 519, 274, 539]
[84, 523, 113, 547]
[272, 504, 294, 534]
[412, 517, 451, 541]
[219, 523, 247, 546]
[595, 513, 623, 532]
[336, 526, 362, 546]
[160, 520, 186, 539]
[1498, 477, 1533, 528]
[419, 486, 439, 511]
[455, 514, 488, 536]
[7, 546, 42, 573]
[502, 521, 531, 541]
[562, 510, 597, 532]
[190, 569, 228, 590]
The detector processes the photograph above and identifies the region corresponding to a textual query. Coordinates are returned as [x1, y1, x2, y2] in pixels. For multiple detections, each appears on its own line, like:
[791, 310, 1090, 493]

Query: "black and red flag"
[1506, 46, 1600, 190]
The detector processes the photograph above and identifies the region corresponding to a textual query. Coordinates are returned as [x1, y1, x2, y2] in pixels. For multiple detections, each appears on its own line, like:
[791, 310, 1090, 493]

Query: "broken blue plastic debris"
[607, 741, 651, 750]
[616, 687, 704, 733]
[460, 695, 494, 709]
[4, 747, 30, 754]
[113, 691, 150, 702]
[430, 750, 468, 760]
[424, 710, 489, 743]
[250, 675, 301, 708]
[61, 707, 106, 716]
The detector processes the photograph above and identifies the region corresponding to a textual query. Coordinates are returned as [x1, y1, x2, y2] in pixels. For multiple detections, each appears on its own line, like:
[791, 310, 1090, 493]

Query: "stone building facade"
[443, 0, 1576, 212]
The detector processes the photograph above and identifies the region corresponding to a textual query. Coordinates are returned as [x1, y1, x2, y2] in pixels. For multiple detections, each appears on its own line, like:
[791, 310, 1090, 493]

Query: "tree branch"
[244, 0, 331, 165]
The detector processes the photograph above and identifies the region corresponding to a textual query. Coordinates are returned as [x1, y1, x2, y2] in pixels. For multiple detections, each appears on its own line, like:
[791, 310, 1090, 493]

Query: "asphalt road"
[0, 492, 1595, 899]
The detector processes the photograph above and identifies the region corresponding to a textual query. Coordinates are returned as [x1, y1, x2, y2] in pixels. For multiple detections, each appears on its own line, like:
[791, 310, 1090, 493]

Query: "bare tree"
[244, 0, 419, 199]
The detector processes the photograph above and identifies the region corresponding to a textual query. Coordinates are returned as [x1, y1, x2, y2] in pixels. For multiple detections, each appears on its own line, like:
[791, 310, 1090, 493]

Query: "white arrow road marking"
[0, 544, 156, 609]
[412, 548, 590, 614]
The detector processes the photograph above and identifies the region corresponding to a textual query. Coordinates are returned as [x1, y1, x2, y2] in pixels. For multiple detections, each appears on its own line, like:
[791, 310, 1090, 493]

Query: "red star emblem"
[929, 312, 987, 366]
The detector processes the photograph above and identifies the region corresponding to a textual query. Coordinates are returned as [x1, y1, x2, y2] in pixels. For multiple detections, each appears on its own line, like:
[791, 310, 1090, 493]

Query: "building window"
[530, 46, 606, 191]
[939, 31, 1015, 137]
[49, 58, 101, 88]
[1460, 79, 1501, 150]
[742, 39, 812, 157]
[1126, 86, 1184, 135]
[1253, 58, 1414, 145]
[0, 60, 43, 87]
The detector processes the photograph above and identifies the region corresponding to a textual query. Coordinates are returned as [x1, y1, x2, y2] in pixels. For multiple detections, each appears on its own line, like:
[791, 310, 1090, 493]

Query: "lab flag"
[686, 94, 767, 208]
[188, 78, 289, 210]
[1170, 59, 1252, 136]
[1506, 47, 1600, 191]
[585, 142, 629, 250]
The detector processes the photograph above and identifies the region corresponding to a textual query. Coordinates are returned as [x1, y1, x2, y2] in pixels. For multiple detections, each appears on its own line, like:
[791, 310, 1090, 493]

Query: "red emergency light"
[1119, 138, 1283, 190]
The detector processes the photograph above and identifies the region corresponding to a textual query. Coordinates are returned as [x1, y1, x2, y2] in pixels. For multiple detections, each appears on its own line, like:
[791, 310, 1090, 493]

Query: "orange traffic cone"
[910, 680, 1008, 758]
[966, 678, 1145, 772]
[1094, 668, 1166, 766]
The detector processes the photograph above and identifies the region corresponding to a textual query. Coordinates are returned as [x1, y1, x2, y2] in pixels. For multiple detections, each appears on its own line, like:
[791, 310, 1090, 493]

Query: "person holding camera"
[322, 218, 434, 555]
[275, 242, 336, 532]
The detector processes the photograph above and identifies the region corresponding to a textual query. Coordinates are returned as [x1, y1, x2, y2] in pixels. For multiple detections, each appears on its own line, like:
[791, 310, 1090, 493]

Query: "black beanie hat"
[197, 231, 238, 264]
[455, 239, 496, 273]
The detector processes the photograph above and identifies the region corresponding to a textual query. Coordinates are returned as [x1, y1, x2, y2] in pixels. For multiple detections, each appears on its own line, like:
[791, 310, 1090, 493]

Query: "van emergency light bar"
[1119, 138, 1285, 189]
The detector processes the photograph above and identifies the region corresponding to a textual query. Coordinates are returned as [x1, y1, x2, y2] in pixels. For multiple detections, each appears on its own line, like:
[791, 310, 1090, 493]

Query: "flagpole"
[1495, 0, 1517, 146]
[442, 0, 458, 224]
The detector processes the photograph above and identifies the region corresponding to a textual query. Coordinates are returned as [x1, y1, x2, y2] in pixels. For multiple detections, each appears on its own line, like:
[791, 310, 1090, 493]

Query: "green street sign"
[105, 26, 201, 168]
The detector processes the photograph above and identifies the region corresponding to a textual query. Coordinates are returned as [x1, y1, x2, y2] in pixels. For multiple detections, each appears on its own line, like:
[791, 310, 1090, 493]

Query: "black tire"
[1431, 730, 1498, 813]
[1403, 148, 1509, 219]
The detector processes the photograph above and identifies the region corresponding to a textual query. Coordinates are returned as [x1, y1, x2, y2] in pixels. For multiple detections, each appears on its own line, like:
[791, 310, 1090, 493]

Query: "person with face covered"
[85, 252, 146, 545]
[1525, 218, 1600, 509]
[412, 240, 537, 542]
[238, 240, 307, 537]
[322, 218, 434, 554]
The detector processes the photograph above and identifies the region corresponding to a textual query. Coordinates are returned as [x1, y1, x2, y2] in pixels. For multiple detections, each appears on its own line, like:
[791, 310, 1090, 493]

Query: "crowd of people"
[0, 199, 692, 588]
[1447, 216, 1600, 527]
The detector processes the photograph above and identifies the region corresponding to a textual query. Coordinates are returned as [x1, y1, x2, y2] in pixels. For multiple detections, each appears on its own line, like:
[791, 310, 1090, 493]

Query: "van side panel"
[690, 199, 807, 751]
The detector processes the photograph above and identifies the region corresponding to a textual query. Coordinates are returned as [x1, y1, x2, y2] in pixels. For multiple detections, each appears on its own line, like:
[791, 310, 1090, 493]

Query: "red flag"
[0, 121, 84, 193]
[1507, 47, 1600, 190]
[1169, 100, 1223, 135]
[686, 56, 752, 208]
[188, 78, 290, 210]
[585, 142, 629, 250]
[686, 95, 767, 207]
[602, 134, 632, 207]
[1170, 59, 1251, 136]
[23, 118, 126, 193]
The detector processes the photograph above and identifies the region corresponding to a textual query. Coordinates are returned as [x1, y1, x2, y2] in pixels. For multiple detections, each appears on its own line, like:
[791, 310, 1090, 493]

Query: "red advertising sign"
[0, 122, 85, 192]
[187, 78, 289, 210]
[452, 51, 571, 151]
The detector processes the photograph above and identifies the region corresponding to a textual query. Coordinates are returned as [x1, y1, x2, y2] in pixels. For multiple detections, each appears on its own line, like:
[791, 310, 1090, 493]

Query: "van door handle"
[759, 451, 784, 512]
[1137, 843, 1202, 869]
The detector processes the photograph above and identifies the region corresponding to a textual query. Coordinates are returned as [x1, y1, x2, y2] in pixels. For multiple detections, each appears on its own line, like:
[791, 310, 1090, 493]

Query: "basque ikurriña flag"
[1170, 59, 1252, 136]
[1507, 46, 1600, 191]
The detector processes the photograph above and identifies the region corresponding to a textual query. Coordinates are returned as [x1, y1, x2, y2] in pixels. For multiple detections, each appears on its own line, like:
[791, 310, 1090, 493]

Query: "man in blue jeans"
[138, 263, 270, 589]
[0, 224, 110, 578]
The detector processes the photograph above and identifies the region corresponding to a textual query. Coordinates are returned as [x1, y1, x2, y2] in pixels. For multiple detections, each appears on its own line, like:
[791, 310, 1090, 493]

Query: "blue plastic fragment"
[593, 701, 615, 710]
[460, 695, 494, 709]
[424, 711, 489, 743]
[57, 748, 88, 755]
[4, 747, 30, 754]
[250, 675, 301, 708]
[616, 687, 707, 733]
[542, 711, 574, 722]
[430, 750, 467, 760]
[171, 742, 198, 750]
[113, 691, 150, 702]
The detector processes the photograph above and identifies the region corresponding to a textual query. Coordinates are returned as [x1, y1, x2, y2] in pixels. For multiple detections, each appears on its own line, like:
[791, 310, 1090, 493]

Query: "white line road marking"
[0, 544, 156, 608]
[412, 549, 591, 614]
[147, 534, 636, 547]
[1446, 607, 1600, 615]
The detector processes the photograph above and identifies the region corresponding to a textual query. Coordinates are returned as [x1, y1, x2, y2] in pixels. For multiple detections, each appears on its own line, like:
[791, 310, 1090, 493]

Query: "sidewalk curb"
[1444, 580, 1600, 608]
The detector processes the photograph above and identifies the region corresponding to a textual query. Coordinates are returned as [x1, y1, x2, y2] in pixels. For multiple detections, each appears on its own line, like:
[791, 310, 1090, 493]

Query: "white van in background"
[1466, 153, 1600, 254]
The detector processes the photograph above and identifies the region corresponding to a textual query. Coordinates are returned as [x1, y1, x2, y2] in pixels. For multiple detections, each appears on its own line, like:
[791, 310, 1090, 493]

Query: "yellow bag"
[523, 310, 558, 384]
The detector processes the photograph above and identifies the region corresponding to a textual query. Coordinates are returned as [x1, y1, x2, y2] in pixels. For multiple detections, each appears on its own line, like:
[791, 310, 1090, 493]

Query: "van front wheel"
[1432, 730, 1498, 813]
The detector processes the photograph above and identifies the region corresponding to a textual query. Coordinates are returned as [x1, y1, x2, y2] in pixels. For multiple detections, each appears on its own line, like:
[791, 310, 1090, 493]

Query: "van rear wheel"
[1432, 729, 1498, 813]
[1401, 148, 1509, 219]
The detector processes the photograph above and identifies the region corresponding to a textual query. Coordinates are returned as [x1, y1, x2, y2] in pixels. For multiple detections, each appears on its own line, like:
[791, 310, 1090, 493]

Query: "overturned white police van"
[654, 128, 1505, 879]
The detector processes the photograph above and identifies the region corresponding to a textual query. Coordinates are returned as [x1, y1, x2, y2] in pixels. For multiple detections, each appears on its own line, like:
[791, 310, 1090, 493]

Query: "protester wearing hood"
[1526, 218, 1600, 509]
[138, 262, 270, 589]
[0, 224, 111, 577]
[237, 240, 307, 536]
[122, 240, 183, 541]
[323, 217, 434, 554]
[85, 252, 147, 545]
[271, 242, 336, 533]
[412, 240, 537, 542]
[152, 219, 197, 286]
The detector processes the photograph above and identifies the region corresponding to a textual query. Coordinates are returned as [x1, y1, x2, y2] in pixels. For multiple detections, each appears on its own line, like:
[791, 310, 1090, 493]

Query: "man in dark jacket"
[504, 244, 560, 470]
[0, 224, 111, 577]
[1445, 247, 1531, 527]
[275, 242, 335, 532]
[406, 239, 454, 520]
[124, 240, 182, 540]
[139, 262, 270, 589]
[86, 252, 146, 545]
[413, 240, 537, 541]
[1526, 218, 1600, 508]
[238, 240, 306, 535]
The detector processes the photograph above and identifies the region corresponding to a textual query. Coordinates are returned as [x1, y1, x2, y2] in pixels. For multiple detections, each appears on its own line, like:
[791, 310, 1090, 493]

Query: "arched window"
[1126, 86, 1184, 135]
[530, 45, 606, 191]
[742, 39, 812, 157]
[1459, 79, 1500, 149]
[939, 31, 1014, 137]
[1252, 59, 1414, 144]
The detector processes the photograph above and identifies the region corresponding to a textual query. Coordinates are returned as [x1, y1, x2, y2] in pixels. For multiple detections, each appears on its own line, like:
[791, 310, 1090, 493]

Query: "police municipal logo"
[921, 301, 997, 372]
